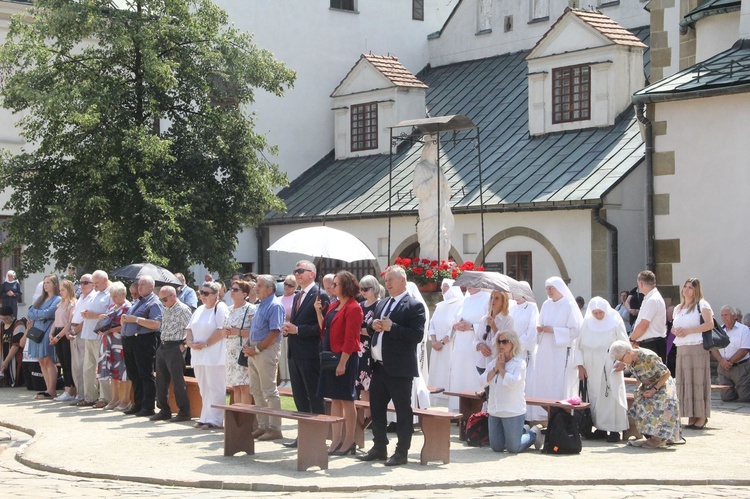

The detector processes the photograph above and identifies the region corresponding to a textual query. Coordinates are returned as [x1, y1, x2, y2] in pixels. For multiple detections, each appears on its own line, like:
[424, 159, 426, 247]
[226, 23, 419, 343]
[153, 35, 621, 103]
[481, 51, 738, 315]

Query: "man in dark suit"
[358, 266, 425, 466]
[280, 260, 329, 448]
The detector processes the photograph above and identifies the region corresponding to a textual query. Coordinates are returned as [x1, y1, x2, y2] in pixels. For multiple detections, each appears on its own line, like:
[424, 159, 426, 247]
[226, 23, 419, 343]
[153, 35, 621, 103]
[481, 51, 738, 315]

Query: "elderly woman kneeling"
[610, 340, 681, 448]
[485, 329, 543, 453]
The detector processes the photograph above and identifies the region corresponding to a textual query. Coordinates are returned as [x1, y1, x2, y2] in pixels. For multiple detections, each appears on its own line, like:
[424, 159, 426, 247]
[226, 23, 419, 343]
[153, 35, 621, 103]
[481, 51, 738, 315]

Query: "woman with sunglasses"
[224, 280, 254, 405]
[317, 271, 362, 455]
[356, 275, 382, 421]
[186, 281, 229, 429]
[610, 340, 680, 448]
[485, 329, 543, 453]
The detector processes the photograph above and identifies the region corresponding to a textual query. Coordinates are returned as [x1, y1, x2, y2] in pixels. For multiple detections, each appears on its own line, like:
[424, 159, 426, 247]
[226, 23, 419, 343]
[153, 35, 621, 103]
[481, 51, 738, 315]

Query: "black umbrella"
[111, 263, 181, 287]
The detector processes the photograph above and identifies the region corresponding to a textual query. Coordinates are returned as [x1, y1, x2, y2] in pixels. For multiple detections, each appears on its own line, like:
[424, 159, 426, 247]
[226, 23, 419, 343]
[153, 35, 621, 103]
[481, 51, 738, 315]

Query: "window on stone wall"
[318, 258, 377, 282]
[552, 64, 590, 124]
[506, 251, 532, 284]
[413, 0, 424, 21]
[330, 0, 355, 11]
[351, 102, 378, 152]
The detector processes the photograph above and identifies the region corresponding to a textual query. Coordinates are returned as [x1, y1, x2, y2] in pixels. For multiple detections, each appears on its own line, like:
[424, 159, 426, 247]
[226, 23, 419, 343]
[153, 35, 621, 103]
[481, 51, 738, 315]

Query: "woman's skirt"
[318, 353, 359, 401]
[98, 333, 126, 381]
[676, 343, 710, 418]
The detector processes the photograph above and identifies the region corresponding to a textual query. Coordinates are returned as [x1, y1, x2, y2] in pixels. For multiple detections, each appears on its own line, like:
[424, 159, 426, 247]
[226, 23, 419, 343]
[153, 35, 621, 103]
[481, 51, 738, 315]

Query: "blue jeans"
[488, 413, 535, 453]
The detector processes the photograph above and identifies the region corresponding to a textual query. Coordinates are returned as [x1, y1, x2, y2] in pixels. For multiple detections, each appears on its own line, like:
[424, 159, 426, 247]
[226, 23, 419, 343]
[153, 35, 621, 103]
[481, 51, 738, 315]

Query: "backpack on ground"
[465, 411, 489, 447]
[543, 410, 582, 454]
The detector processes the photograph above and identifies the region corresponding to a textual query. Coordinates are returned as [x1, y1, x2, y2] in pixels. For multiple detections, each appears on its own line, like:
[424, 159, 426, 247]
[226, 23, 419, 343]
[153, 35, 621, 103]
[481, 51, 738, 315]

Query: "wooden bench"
[351, 400, 461, 465]
[168, 375, 202, 419]
[213, 403, 343, 471]
[624, 377, 730, 391]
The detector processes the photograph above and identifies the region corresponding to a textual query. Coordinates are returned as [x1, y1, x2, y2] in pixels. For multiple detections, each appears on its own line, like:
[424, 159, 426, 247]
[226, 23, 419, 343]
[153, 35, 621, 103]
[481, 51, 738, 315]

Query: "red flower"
[412, 266, 424, 275]
[421, 258, 430, 264]
[477, 265, 485, 271]
[451, 269, 458, 278]
[438, 263, 449, 271]
[460, 261, 475, 271]
[380, 271, 386, 277]
[426, 270, 434, 278]
[402, 258, 412, 266]
[395, 257, 403, 265]
[430, 260, 438, 267]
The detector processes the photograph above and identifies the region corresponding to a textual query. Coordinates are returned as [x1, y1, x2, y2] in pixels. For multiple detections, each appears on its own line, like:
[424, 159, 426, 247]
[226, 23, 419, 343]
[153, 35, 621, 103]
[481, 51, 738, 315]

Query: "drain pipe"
[594, 206, 618, 305]
[635, 102, 655, 271]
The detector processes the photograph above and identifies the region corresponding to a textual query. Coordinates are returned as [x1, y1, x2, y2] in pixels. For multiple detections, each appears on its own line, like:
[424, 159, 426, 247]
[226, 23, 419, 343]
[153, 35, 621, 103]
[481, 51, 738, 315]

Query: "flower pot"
[417, 282, 439, 293]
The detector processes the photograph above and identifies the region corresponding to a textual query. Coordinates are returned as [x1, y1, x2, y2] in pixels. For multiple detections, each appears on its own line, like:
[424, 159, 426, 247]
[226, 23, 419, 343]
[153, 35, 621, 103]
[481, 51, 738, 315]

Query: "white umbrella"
[267, 226, 376, 263]
[454, 270, 536, 303]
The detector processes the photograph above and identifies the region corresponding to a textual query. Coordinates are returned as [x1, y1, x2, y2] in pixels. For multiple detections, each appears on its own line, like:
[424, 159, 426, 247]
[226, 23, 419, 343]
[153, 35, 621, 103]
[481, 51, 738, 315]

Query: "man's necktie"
[372, 298, 395, 347]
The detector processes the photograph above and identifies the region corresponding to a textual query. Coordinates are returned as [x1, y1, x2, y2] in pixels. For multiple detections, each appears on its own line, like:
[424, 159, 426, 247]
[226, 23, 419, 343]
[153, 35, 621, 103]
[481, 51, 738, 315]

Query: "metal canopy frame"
[387, 115, 486, 265]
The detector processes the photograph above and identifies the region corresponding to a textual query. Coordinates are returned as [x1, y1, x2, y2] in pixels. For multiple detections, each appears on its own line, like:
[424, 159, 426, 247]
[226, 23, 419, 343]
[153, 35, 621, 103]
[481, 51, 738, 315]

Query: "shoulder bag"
[26, 325, 46, 343]
[236, 305, 250, 367]
[698, 303, 730, 350]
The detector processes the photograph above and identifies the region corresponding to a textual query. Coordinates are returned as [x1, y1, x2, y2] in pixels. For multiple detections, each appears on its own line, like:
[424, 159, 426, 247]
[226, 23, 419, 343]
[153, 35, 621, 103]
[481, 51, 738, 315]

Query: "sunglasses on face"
[284, 283, 295, 288]
[80, 281, 93, 285]
[497, 339, 511, 345]
[293, 268, 310, 275]
[200, 290, 215, 296]
[231, 287, 241, 292]
[361, 287, 372, 292]
[160, 297, 170, 303]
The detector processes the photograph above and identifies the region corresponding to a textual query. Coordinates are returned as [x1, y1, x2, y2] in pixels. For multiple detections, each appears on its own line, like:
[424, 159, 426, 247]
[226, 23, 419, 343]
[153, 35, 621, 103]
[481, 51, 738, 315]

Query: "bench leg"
[297, 419, 330, 471]
[420, 416, 452, 465]
[354, 406, 366, 450]
[224, 410, 256, 457]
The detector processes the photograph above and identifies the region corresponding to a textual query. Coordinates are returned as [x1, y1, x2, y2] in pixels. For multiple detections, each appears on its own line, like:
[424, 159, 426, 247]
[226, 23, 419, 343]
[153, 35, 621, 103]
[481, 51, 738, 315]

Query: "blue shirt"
[121, 292, 163, 337]
[177, 285, 198, 309]
[249, 294, 285, 343]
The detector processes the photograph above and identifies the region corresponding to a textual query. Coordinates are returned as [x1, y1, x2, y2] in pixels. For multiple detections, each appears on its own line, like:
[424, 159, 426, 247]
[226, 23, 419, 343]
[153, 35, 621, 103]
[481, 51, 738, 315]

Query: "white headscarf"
[406, 281, 430, 338]
[4, 270, 15, 283]
[441, 278, 463, 304]
[583, 296, 622, 332]
[544, 276, 576, 305]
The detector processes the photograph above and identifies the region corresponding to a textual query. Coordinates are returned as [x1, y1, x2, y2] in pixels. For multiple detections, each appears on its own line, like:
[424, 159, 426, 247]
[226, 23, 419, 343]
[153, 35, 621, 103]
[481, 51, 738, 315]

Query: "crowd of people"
[1, 264, 748, 461]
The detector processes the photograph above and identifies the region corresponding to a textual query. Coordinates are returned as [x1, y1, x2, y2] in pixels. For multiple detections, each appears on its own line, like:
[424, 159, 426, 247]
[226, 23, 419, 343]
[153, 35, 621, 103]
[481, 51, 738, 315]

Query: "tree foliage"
[0, 0, 294, 277]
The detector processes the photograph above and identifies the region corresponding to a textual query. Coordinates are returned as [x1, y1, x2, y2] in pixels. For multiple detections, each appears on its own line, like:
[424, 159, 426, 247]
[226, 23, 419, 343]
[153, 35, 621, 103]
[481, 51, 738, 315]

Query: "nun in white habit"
[526, 276, 583, 421]
[509, 282, 539, 383]
[448, 287, 490, 411]
[406, 282, 431, 409]
[427, 279, 463, 406]
[574, 297, 629, 441]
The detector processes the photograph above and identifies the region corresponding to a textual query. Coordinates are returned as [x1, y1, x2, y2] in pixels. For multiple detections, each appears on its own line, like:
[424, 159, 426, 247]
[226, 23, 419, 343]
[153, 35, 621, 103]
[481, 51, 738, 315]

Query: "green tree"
[0, 0, 294, 277]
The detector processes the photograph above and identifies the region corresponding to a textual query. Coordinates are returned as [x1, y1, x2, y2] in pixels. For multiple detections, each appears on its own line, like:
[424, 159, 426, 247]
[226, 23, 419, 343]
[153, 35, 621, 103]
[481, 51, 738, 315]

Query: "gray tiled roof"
[680, 0, 742, 30]
[266, 28, 651, 224]
[633, 38, 750, 103]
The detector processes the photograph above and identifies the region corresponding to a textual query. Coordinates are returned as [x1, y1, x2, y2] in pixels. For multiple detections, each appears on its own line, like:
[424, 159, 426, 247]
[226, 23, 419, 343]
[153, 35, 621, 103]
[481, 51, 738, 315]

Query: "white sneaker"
[54, 392, 74, 402]
[532, 424, 544, 450]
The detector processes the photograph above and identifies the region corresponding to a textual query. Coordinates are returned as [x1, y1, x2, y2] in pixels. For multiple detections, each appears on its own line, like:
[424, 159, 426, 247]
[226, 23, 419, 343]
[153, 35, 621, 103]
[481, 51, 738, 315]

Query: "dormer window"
[552, 64, 590, 124]
[330, 0, 355, 12]
[351, 102, 378, 152]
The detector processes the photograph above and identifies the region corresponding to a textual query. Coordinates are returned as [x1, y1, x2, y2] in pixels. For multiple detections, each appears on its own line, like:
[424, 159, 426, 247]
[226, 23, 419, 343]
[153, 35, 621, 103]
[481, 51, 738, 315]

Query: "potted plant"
[389, 257, 484, 292]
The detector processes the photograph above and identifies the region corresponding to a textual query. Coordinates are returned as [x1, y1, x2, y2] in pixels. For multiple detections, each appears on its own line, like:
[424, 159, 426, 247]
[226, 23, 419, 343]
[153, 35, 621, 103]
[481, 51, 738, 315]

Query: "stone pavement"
[1, 387, 750, 496]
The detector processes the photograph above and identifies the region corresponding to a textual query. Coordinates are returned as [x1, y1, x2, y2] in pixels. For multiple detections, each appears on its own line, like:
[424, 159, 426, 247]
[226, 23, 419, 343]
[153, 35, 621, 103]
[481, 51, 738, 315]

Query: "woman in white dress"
[475, 290, 514, 374]
[224, 280, 254, 405]
[575, 297, 629, 442]
[427, 279, 463, 406]
[526, 276, 582, 421]
[186, 281, 229, 429]
[448, 287, 490, 411]
[509, 283, 539, 386]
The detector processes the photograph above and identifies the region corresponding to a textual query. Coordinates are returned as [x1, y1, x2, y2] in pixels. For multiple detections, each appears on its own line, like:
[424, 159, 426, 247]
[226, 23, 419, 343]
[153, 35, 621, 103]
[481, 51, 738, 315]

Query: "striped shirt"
[160, 300, 193, 342]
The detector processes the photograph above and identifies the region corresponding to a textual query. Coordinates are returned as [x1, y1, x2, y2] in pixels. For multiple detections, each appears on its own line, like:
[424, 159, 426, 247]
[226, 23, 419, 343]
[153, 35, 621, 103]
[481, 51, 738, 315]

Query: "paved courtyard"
[1, 387, 750, 497]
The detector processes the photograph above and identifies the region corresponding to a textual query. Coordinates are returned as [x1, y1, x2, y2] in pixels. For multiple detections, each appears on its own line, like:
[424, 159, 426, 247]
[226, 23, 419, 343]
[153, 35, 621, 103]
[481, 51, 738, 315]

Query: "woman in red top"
[316, 271, 363, 456]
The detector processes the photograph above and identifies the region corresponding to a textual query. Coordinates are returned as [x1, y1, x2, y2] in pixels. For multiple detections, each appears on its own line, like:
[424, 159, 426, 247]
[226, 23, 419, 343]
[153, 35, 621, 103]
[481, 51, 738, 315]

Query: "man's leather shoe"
[149, 411, 172, 421]
[170, 414, 191, 423]
[357, 448, 387, 462]
[251, 428, 267, 439]
[282, 439, 298, 448]
[123, 407, 142, 415]
[135, 409, 155, 417]
[384, 453, 408, 466]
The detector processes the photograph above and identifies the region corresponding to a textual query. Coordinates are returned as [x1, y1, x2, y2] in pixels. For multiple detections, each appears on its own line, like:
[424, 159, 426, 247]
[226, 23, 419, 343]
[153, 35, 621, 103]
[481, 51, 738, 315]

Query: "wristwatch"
[254, 345, 261, 354]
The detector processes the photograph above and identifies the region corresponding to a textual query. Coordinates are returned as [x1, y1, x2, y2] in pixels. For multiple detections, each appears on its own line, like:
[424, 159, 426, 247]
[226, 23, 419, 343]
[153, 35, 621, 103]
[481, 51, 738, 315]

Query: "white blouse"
[672, 299, 711, 347]
[484, 356, 527, 418]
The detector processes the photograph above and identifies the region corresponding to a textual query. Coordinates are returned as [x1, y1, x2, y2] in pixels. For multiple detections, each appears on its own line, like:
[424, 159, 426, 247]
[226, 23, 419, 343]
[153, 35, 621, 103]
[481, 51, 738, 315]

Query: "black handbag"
[319, 350, 341, 371]
[699, 303, 730, 351]
[576, 378, 594, 438]
[26, 325, 46, 343]
[235, 305, 249, 367]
